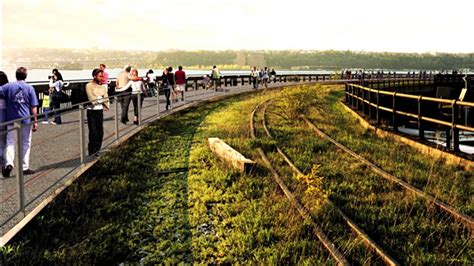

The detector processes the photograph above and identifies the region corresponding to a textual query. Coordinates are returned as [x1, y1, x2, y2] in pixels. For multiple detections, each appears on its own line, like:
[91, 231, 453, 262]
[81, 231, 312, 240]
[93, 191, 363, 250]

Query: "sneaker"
[41, 121, 49, 124]
[23, 169, 35, 175]
[2, 165, 13, 177]
[50, 121, 57, 125]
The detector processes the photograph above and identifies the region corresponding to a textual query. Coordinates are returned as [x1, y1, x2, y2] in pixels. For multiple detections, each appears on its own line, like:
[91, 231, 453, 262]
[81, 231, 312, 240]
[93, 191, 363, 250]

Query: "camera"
[48, 75, 52, 79]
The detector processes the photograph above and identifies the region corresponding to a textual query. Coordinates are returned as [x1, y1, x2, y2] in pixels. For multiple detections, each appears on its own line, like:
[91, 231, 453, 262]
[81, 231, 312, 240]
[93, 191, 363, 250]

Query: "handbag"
[59, 90, 70, 103]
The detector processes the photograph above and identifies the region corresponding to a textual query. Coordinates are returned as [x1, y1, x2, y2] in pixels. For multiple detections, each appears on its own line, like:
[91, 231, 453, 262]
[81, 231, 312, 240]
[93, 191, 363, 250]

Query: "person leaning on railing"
[85, 68, 109, 157]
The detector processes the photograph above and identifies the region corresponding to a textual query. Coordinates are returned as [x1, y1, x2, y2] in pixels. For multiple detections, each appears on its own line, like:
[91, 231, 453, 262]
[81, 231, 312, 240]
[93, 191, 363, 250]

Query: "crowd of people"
[0, 64, 280, 178]
[250, 66, 276, 89]
[340, 69, 436, 80]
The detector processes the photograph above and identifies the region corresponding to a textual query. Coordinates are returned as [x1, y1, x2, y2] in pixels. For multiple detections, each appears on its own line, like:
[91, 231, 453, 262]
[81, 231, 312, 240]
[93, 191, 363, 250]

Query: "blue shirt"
[0, 81, 39, 124]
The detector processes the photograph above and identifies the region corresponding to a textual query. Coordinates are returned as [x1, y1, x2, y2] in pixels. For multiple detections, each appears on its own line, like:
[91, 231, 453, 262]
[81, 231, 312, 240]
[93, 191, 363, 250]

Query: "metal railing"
[345, 81, 474, 152]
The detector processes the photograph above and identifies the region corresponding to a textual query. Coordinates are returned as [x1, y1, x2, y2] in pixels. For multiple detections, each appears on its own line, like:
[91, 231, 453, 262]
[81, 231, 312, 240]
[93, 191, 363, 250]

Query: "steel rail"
[250, 102, 349, 266]
[262, 102, 399, 266]
[302, 115, 474, 233]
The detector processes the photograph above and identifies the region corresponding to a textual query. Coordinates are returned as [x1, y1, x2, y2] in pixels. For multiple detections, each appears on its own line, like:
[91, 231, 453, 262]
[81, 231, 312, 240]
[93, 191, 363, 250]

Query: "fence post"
[361, 88, 365, 113]
[14, 121, 25, 215]
[137, 92, 141, 126]
[452, 100, 459, 151]
[157, 87, 160, 115]
[345, 84, 349, 103]
[392, 92, 397, 131]
[114, 97, 119, 141]
[418, 96, 424, 140]
[357, 86, 361, 110]
[376, 90, 380, 124]
[368, 88, 372, 119]
[79, 104, 86, 162]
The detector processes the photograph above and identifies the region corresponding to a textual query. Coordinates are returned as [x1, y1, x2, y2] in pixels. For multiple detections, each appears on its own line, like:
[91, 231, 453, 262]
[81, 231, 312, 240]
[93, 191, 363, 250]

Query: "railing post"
[345, 84, 349, 103]
[361, 88, 365, 113]
[114, 97, 119, 141]
[368, 89, 372, 119]
[157, 87, 160, 115]
[376, 90, 380, 124]
[79, 104, 86, 162]
[446, 127, 451, 150]
[137, 92, 141, 126]
[452, 100, 459, 151]
[392, 92, 397, 131]
[14, 121, 25, 215]
[418, 96, 424, 140]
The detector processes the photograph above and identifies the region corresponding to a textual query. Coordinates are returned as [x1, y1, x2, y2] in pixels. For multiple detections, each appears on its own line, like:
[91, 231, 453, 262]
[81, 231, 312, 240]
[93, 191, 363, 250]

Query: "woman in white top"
[49, 72, 64, 124]
[121, 69, 147, 125]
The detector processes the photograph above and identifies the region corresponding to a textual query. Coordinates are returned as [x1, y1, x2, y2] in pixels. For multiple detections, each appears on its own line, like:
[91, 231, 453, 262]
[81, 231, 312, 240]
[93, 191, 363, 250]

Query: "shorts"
[175, 84, 185, 92]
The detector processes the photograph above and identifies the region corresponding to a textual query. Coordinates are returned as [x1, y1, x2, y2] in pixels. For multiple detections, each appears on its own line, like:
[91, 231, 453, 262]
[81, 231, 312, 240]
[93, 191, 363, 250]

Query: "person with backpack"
[210, 65, 221, 91]
[160, 67, 174, 110]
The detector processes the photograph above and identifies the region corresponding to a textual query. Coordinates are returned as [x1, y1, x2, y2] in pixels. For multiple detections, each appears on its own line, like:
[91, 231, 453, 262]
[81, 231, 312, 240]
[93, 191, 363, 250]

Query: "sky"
[2, 0, 474, 53]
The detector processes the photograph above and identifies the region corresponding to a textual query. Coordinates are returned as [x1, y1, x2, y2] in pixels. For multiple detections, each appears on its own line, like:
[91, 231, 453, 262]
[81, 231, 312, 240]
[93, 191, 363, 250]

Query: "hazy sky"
[2, 0, 473, 53]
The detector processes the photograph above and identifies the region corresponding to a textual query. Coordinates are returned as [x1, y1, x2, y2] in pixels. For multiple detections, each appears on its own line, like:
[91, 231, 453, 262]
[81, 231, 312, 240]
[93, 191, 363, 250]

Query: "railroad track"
[250, 101, 349, 266]
[253, 93, 472, 264]
[300, 115, 474, 234]
[260, 102, 399, 266]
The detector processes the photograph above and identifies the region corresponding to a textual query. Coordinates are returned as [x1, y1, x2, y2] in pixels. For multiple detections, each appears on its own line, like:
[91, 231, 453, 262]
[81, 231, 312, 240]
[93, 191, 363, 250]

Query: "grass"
[1, 89, 334, 264]
[264, 84, 473, 264]
[1, 84, 471, 264]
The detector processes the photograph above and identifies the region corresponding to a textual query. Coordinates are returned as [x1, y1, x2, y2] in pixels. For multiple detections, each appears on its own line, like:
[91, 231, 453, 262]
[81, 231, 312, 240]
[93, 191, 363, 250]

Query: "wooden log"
[208, 137, 255, 172]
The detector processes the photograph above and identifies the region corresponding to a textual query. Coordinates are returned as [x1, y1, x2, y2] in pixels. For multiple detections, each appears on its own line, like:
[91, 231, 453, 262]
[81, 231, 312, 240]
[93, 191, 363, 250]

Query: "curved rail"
[250, 102, 349, 266]
[261, 103, 399, 266]
[301, 115, 474, 233]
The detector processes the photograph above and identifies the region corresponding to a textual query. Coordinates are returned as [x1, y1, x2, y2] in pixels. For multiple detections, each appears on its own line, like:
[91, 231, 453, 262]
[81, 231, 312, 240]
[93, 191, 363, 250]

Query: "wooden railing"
[345, 82, 474, 152]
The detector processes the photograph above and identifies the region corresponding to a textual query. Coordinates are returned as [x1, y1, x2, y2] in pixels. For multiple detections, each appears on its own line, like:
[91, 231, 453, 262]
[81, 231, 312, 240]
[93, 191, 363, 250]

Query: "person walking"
[1, 67, 39, 177]
[49, 72, 64, 124]
[160, 67, 175, 110]
[262, 67, 269, 88]
[270, 68, 276, 83]
[250, 67, 259, 89]
[174, 65, 186, 102]
[85, 68, 109, 156]
[211, 65, 221, 91]
[145, 69, 156, 96]
[115, 65, 132, 124]
[0, 71, 9, 170]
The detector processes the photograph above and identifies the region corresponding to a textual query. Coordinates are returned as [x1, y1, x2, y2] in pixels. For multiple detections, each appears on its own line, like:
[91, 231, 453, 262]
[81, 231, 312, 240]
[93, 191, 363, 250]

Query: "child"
[203, 75, 211, 91]
[41, 89, 52, 124]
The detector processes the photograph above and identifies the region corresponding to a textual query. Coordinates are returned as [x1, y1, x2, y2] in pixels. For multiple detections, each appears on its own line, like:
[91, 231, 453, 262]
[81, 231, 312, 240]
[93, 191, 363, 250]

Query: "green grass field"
[1, 85, 472, 264]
